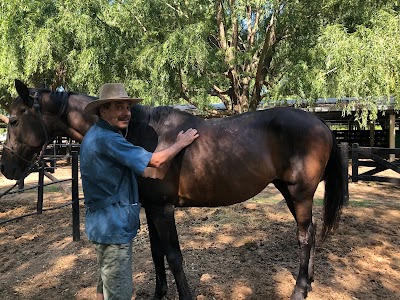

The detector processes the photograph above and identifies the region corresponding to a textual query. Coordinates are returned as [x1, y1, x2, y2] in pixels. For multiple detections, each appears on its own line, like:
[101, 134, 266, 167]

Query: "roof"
[174, 97, 399, 125]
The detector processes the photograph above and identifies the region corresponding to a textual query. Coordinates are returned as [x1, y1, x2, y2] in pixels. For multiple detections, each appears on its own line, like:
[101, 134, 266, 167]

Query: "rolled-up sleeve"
[101, 134, 152, 175]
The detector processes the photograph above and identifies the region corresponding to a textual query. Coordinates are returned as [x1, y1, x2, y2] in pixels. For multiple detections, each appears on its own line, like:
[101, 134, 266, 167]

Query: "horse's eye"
[9, 117, 18, 126]
[20, 107, 27, 114]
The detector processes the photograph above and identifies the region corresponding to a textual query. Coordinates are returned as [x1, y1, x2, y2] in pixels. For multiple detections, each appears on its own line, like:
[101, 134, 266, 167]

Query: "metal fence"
[0, 151, 81, 241]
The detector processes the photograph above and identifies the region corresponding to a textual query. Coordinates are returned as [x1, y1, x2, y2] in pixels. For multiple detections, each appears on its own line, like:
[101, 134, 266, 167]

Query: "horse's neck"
[131, 104, 152, 124]
[65, 94, 98, 141]
[42, 92, 96, 142]
[41, 91, 68, 119]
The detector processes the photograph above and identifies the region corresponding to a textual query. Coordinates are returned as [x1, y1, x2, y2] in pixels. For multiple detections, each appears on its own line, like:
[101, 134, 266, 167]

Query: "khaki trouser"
[94, 242, 133, 300]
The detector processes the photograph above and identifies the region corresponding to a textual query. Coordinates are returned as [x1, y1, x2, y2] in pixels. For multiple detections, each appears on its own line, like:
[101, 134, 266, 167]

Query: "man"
[80, 83, 199, 300]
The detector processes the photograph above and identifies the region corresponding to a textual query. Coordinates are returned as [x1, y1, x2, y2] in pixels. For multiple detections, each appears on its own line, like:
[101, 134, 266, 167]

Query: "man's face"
[100, 101, 132, 130]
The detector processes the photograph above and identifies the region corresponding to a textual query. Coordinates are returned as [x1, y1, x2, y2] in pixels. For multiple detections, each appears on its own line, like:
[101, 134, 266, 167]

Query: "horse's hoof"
[290, 293, 305, 300]
[290, 286, 307, 300]
[152, 294, 165, 300]
[153, 289, 167, 300]
[307, 283, 313, 292]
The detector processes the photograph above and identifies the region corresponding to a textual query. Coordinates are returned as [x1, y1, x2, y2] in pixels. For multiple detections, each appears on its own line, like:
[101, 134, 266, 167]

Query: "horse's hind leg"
[273, 180, 316, 300]
[308, 216, 316, 284]
[145, 204, 192, 300]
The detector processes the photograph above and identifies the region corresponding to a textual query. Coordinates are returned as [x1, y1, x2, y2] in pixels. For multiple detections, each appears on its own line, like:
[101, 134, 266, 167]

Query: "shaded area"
[0, 169, 399, 300]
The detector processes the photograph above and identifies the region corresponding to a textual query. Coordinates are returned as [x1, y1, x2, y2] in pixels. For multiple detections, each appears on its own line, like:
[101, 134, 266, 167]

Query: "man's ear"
[98, 106, 105, 116]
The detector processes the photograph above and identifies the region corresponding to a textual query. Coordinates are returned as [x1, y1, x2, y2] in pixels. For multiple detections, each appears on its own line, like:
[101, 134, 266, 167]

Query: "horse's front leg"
[291, 213, 316, 300]
[145, 208, 168, 300]
[145, 204, 192, 300]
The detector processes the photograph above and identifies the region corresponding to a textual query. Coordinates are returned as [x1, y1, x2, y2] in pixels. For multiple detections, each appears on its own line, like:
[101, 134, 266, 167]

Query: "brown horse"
[1, 79, 345, 300]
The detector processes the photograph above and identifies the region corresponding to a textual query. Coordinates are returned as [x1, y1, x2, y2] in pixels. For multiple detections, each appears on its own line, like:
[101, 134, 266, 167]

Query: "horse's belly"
[174, 127, 275, 206]
[176, 168, 272, 207]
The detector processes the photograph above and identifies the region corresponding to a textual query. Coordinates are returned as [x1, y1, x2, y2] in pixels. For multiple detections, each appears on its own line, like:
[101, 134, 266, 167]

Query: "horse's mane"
[27, 88, 96, 99]
[151, 106, 178, 124]
[23, 88, 95, 120]
[131, 105, 193, 128]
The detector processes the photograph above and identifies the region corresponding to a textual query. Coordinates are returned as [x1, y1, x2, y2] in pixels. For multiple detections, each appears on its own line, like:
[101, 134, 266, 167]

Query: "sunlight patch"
[230, 283, 253, 299]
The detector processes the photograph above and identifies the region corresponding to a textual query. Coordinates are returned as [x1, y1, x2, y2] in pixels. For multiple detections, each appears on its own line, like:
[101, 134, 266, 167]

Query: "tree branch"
[216, 0, 227, 50]
[116, 0, 147, 32]
[164, 1, 189, 18]
[211, 85, 231, 110]
[246, 5, 260, 46]
[178, 70, 233, 116]
[253, 11, 277, 102]
[93, 14, 123, 37]
[230, 0, 238, 52]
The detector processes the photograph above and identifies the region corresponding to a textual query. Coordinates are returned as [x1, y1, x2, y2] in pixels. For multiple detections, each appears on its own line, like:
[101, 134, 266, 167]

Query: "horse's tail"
[321, 134, 346, 241]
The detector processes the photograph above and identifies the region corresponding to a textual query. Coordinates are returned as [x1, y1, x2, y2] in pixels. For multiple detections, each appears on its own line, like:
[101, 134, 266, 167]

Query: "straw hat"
[84, 83, 142, 115]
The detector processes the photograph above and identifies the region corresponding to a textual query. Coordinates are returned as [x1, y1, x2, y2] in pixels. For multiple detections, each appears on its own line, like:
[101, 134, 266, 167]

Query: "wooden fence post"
[351, 143, 359, 182]
[71, 151, 80, 241]
[37, 165, 44, 214]
[340, 142, 349, 206]
[18, 178, 24, 190]
[389, 113, 396, 162]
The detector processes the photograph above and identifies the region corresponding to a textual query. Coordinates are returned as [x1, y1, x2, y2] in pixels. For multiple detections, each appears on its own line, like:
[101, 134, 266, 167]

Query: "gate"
[351, 143, 400, 184]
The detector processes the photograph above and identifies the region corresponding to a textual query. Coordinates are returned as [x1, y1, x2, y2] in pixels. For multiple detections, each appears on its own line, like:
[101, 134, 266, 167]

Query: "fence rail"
[334, 130, 390, 147]
[0, 152, 81, 241]
[1, 140, 399, 233]
[351, 143, 400, 185]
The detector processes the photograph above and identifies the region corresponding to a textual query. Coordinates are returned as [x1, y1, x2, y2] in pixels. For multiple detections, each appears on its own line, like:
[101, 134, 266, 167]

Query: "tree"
[0, 0, 398, 122]
[0, 0, 145, 106]
[281, 5, 400, 127]
[132, 0, 398, 118]
[133, 0, 328, 113]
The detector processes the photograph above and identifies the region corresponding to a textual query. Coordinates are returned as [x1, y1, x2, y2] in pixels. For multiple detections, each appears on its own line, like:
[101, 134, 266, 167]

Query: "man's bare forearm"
[147, 128, 199, 168]
[148, 143, 184, 167]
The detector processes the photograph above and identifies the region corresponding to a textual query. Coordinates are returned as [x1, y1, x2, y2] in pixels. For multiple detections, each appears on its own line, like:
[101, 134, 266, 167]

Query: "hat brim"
[84, 97, 143, 115]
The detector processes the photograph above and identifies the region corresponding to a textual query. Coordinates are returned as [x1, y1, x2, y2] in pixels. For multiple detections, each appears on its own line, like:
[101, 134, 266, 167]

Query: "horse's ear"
[15, 79, 33, 107]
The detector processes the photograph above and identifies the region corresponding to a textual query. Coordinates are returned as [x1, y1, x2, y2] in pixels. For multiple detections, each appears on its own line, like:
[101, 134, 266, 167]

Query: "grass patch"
[43, 185, 64, 193]
[348, 200, 376, 207]
[250, 196, 325, 206]
[313, 198, 324, 206]
[250, 196, 281, 204]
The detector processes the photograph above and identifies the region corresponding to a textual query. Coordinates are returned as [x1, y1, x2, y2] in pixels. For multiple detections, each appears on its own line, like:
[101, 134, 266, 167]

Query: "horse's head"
[1, 80, 49, 180]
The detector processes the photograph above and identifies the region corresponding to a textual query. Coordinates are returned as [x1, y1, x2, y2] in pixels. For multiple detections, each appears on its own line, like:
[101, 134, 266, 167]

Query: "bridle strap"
[28, 93, 53, 169]
[33, 92, 50, 144]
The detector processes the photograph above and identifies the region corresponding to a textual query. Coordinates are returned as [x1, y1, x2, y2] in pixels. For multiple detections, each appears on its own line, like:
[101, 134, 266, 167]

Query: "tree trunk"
[252, 11, 277, 105]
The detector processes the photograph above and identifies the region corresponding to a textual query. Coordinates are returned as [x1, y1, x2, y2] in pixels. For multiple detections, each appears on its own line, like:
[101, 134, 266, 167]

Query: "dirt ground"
[0, 165, 399, 300]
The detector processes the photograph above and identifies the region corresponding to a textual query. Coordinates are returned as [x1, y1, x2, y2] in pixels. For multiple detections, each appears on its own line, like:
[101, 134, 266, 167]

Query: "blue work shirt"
[80, 118, 152, 244]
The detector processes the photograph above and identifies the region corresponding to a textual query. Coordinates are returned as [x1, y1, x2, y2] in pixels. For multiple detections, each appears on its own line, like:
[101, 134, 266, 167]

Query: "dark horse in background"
[1, 79, 345, 300]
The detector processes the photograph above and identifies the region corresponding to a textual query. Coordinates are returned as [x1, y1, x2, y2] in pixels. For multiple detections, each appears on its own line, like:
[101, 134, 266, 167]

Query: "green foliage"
[137, 22, 218, 105]
[276, 4, 400, 127]
[0, 0, 398, 125]
[334, 11, 397, 127]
